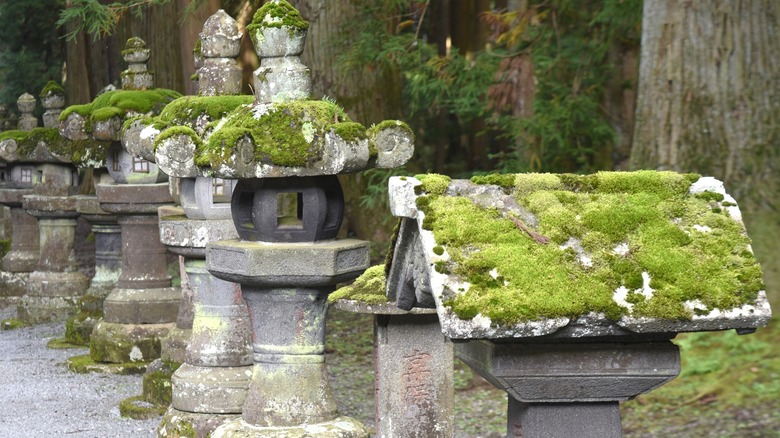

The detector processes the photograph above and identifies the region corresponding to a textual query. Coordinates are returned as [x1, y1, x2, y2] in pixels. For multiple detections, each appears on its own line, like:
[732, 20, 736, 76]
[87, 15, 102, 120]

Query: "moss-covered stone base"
[143, 359, 180, 406]
[119, 395, 167, 420]
[46, 337, 87, 350]
[64, 293, 107, 346]
[66, 353, 148, 375]
[0, 271, 28, 306]
[1, 318, 28, 331]
[158, 407, 239, 438]
[89, 320, 175, 364]
[211, 417, 369, 438]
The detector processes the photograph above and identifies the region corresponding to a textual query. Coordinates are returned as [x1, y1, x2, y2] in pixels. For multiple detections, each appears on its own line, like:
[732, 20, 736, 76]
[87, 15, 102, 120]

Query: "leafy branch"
[57, 0, 173, 41]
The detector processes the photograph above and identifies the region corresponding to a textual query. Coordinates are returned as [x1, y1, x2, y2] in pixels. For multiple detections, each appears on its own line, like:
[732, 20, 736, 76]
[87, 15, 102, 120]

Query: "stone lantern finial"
[121, 37, 154, 90]
[40, 81, 66, 129]
[198, 9, 242, 96]
[246, 0, 311, 103]
[17, 93, 37, 131]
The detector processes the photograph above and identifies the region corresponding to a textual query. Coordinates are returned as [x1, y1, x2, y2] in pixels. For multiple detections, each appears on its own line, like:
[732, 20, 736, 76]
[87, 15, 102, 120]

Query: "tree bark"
[630, 0, 780, 305]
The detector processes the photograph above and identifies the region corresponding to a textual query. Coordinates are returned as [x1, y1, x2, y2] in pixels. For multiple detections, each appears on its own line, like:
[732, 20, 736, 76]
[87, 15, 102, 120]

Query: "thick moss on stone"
[59, 89, 181, 124]
[157, 95, 253, 126]
[66, 354, 148, 375]
[415, 171, 762, 325]
[0, 127, 66, 159]
[415, 173, 451, 196]
[333, 122, 368, 143]
[366, 120, 412, 157]
[246, 0, 309, 32]
[470, 173, 516, 189]
[39, 81, 65, 98]
[119, 395, 167, 420]
[329, 265, 389, 304]
[154, 126, 202, 150]
[194, 100, 351, 168]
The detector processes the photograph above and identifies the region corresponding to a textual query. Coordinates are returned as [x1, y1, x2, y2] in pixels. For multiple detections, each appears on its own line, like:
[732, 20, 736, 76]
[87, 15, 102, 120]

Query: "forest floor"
[1, 304, 777, 437]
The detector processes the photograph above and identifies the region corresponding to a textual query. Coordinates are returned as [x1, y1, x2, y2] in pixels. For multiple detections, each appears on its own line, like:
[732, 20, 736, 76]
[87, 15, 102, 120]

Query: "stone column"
[332, 301, 455, 438]
[19, 195, 89, 323]
[456, 339, 681, 438]
[89, 183, 180, 366]
[64, 193, 122, 345]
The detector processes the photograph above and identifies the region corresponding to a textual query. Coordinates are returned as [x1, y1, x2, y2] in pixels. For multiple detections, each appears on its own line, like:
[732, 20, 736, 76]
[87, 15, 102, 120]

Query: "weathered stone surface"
[17, 93, 38, 131]
[103, 287, 181, 324]
[1, 205, 39, 272]
[179, 177, 235, 220]
[159, 408, 240, 438]
[90, 320, 175, 363]
[207, 239, 370, 287]
[373, 313, 454, 438]
[198, 10, 242, 96]
[121, 37, 154, 90]
[212, 417, 368, 438]
[507, 400, 622, 438]
[160, 217, 236, 257]
[171, 363, 252, 413]
[97, 182, 173, 214]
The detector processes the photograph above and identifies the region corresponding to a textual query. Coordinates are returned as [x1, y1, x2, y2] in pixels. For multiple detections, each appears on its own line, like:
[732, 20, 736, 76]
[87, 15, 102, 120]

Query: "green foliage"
[0, 0, 64, 110]
[57, 0, 172, 41]
[338, 0, 642, 175]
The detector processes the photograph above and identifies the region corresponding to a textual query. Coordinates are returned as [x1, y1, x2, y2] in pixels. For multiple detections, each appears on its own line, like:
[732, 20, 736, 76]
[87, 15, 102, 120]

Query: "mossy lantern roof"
[58, 88, 181, 167]
[0, 128, 73, 164]
[371, 171, 771, 340]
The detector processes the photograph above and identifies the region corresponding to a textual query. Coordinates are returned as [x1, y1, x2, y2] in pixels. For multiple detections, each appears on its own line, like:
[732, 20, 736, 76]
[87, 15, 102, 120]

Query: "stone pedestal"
[64, 195, 122, 345]
[456, 339, 681, 438]
[0, 189, 39, 303]
[208, 239, 370, 438]
[332, 301, 454, 438]
[90, 182, 180, 365]
[17, 195, 89, 323]
[158, 212, 253, 437]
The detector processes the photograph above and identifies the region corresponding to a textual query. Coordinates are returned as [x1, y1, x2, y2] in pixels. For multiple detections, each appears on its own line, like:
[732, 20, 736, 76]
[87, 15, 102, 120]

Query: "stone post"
[332, 301, 455, 438]
[457, 339, 680, 438]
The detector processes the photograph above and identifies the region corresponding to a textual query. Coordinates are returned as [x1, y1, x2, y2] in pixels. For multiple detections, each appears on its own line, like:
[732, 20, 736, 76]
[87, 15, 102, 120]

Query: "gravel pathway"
[0, 305, 159, 437]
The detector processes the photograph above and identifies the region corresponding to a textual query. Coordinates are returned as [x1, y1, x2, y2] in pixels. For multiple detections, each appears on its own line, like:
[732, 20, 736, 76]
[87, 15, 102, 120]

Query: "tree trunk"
[630, 0, 780, 306]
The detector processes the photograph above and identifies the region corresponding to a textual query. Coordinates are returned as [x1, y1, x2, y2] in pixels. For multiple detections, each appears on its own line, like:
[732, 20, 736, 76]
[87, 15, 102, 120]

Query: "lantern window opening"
[112, 150, 121, 172]
[133, 156, 150, 173]
[277, 191, 303, 230]
[20, 168, 32, 183]
[213, 178, 231, 203]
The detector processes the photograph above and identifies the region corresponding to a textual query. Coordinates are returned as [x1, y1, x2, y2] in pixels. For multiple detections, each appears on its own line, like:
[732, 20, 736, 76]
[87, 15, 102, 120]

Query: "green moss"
[696, 191, 725, 202]
[0, 239, 9, 259]
[247, 0, 309, 32]
[0, 127, 68, 159]
[433, 245, 445, 255]
[471, 173, 516, 189]
[190, 73, 199, 81]
[121, 36, 146, 54]
[333, 121, 368, 143]
[157, 95, 253, 126]
[154, 126, 202, 150]
[367, 120, 413, 158]
[39, 81, 65, 98]
[1, 318, 28, 331]
[194, 99, 351, 168]
[119, 395, 167, 420]
[329, 265, 389, 304]
[414, 171, 762, 325]
[59, 89, 181, 126]
[415, 174, 451, 196]
[193, 38, 202, 56]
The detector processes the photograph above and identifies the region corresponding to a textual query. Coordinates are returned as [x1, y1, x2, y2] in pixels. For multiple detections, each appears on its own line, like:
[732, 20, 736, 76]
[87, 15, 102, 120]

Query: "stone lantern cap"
[150, 0, 414, 179]
[0, 127, 74, 164]
[372, 171, 771, 341]
[58, 88, 181, 167]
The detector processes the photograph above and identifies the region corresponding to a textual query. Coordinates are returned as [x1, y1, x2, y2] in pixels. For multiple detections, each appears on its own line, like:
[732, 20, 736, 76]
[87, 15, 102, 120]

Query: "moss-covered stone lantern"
[0, 87, 89, 324]
[123, 11, 254, 435]
[59, 37, 182, 373]
[152, 1, 413, 436]
[380, 171, 771, 437]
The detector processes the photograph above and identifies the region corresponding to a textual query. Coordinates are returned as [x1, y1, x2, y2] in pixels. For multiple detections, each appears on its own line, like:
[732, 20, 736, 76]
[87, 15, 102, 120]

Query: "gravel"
[0, 304, 159, 437]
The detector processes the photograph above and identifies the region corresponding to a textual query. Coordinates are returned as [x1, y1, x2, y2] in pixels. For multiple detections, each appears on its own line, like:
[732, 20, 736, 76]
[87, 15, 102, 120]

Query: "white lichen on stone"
[559, 237, 593, 268]
[129, 346, 144, 362]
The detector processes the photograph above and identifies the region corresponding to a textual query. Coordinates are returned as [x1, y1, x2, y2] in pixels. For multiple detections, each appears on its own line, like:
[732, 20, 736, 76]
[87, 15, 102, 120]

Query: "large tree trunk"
[630, 0, 780, 306]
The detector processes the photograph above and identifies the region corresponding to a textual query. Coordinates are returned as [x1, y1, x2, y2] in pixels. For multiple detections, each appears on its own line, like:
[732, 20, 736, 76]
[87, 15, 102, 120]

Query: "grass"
[325, 308, 780, 437]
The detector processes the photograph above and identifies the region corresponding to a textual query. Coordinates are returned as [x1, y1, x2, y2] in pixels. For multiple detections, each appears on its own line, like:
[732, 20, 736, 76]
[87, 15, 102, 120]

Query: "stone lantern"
[59, 37, 182, 371]
[0, 96, 41, 304]
[0, 86, 89, 323]
[122, 10, 255, 434]
[384, 172, 772, 437]
[152, 1, 414, 435]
